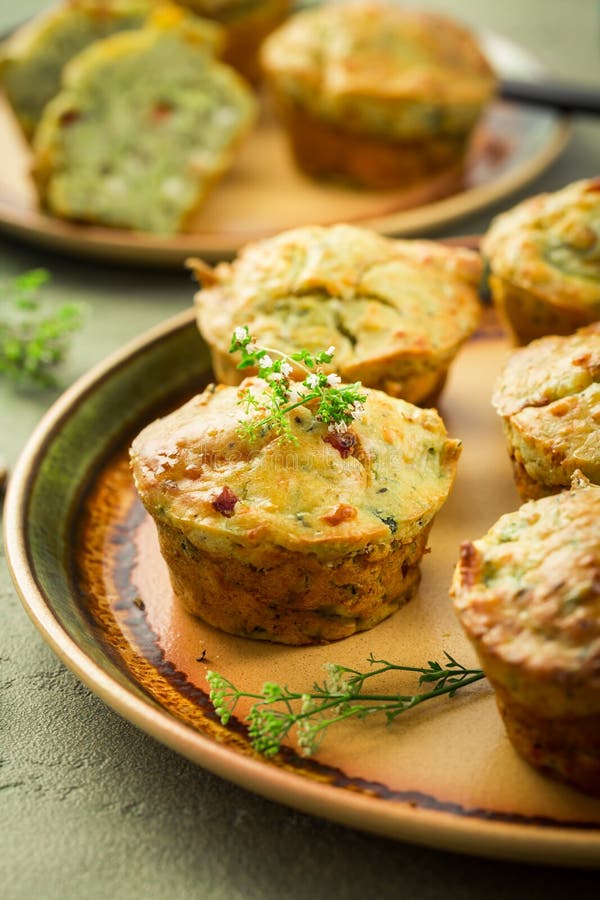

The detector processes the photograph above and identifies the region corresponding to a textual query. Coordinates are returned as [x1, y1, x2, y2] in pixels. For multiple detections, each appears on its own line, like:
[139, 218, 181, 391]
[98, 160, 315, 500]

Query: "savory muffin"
[260, 0, 496, 188]
[32, 5, 256, 233]
[130, 378, 461, 644]
[0, 0, 156, 140]
[180, 0, 290, 83]
[452, 475, 600, 794]
[492, 323, 600, 500]
[482, 177, 600, 345]
[191, 224, 482, 406]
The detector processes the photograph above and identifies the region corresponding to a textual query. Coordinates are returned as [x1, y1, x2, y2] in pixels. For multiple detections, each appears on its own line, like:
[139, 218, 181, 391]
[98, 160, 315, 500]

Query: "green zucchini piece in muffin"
[32, 5, 256, 234]
[0, 0, 161, 140]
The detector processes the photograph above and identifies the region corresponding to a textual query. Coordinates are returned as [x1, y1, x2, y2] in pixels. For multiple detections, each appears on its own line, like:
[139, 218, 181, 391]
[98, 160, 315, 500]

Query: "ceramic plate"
[0, 31, 569, 266]
[5, 306, 600, 868]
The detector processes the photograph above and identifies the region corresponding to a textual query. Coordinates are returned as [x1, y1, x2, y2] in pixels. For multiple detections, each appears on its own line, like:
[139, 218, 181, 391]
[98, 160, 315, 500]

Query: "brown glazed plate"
[4, 304, 600, 868]
[0, 31, 570, 266]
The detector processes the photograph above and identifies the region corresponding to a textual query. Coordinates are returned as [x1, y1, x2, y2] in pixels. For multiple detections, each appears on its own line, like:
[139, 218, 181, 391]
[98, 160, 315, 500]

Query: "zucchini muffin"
[191, 224, 482, 406]
[0, 0, 156, 140]
[130, 378, 461, 644]
[260, 0, 496, 188]
[32, 5, 256, 233]
[482, 178, 600, 345]
[452, 476, 600, 794]
[492, 323, 600, 500]
[180, 0, 290, 83]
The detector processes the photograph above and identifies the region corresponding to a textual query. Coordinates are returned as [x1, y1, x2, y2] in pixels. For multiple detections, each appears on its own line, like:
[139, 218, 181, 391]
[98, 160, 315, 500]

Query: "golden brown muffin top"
[482, 178, 600, 313]
[130, 377, 461, 563]
[492, 324, 600, 484]
[261, 0, 495, 107]
[193, 224, 482, 378]
[493, 323, 600, 418]
[452, 478, 600, 713]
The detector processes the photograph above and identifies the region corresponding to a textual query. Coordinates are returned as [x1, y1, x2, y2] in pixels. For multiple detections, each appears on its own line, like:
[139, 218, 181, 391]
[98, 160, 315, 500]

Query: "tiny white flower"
[326, 345, 336, 356]
[329, 421, 348, 434]
[351, 401, 365, 420]
[326, 373, 341, 387]
[260, 354, 273, 369]
[269, 371, 283, 382]
[281, 361, 293, 377]
[246, 341, 257, 353]
[306, 373, 320, 389]
[234, 326, 247, 341]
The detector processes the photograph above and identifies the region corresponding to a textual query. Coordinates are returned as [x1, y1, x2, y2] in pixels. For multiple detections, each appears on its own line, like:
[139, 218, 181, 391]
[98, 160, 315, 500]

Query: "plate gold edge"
[3, 306, 600, 868]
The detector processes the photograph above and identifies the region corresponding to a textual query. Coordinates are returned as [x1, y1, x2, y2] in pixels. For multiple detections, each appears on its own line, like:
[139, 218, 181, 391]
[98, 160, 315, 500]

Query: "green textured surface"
[1, 1, 600, 897]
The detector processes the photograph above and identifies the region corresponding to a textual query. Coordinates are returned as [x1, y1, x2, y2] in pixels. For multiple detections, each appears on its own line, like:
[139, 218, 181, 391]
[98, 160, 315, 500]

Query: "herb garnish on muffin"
[230, 325, 367, 442]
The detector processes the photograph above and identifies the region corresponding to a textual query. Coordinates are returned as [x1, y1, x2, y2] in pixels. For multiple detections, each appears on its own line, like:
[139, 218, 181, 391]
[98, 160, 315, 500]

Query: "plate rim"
[0, 113, 571, 265]
[4, 307, 600, 869]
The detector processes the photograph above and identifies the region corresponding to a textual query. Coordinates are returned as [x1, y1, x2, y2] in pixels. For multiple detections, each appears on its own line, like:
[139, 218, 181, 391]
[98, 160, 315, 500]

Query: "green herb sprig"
[229, 325, 367, 442]
[0, 269, 82, 388]
[207, 653, 486, 757]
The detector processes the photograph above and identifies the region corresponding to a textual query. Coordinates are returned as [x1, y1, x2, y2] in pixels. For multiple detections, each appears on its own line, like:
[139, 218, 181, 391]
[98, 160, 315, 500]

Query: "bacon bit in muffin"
[585, 176, 600, 192]
[324, 431, 357, 458]
[211, 485, 239, 517]
[458, 541, 480, 588]
[59, 109, 81, 127]
[572, 352, 592, 367]
[151, 101, 174, 121]
[321, 503, 358, 526]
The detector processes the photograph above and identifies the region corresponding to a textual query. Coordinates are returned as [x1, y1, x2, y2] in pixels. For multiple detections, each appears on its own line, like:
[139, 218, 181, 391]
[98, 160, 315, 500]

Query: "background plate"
[0, 32, 569, 265]
[5, 307, 600, 868]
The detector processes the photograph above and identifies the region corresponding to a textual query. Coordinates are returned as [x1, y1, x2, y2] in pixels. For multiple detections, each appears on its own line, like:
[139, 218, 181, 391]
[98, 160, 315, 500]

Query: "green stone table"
[1, 2, 599, 896]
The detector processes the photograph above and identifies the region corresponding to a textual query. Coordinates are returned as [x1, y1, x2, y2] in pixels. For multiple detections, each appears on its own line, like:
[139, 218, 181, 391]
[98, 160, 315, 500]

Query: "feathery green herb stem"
[229, 325, 367, 442]
[1, 269, 82, 388]
[207, 653, 486, 757]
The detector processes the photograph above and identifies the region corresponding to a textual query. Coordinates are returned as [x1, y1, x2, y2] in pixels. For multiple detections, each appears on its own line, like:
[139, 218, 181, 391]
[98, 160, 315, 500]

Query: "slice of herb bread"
[0, 0, 162, 140]
[32, 5, 256, 233]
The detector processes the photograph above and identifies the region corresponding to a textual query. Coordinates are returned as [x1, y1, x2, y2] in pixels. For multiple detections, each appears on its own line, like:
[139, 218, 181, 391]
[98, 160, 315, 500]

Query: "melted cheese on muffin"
[131, 377, 461, 566]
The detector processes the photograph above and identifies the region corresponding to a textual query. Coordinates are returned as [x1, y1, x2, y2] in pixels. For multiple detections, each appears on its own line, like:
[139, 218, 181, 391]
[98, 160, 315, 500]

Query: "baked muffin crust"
[452, 478, 600, 792]
[131, 377, 461, 643]
[261, 1, 495, 140]
[482, 178, 600, 344]
[192, 224, 482, 405]
[260, 0, 495, 187]
[492, 323, 600, 499]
